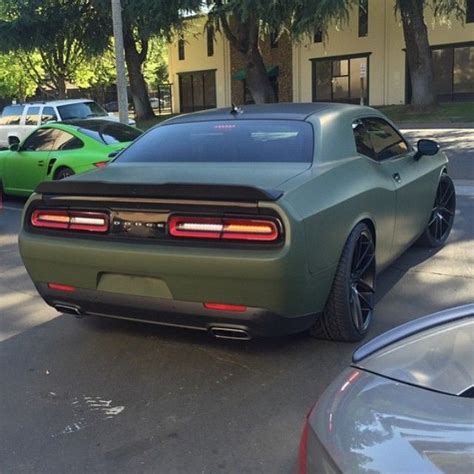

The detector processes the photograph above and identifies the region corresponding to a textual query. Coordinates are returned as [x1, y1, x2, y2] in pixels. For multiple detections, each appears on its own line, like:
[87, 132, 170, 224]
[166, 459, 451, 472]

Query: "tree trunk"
[399, 0, 436, 106]
[218, 12, 276, 104]
[56, 75, 67, 99]
[123, 25, 154, 121]
[245, 46, 277, 104]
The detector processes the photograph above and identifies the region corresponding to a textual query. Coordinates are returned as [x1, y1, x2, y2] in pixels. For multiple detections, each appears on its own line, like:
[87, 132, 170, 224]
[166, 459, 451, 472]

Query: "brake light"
[31, 210, 109, 233]
[94, 161, 109, 168]
[204, 303, 247, 312]
[169, 216, 279, 242]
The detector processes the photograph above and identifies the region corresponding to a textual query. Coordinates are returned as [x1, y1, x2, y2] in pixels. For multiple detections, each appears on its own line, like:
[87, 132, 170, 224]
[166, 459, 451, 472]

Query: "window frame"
[207, 25, 214, 57]
[311, 52, 371, 104]
[25, 106, 41, 126]
[467, 0, 474, 23]
[358, 0, 369, 37]
[178, 37, 185, 61]
[21, 128, 57, 152]
[353, 117, 411, 162]
[178, 69, 217, 113]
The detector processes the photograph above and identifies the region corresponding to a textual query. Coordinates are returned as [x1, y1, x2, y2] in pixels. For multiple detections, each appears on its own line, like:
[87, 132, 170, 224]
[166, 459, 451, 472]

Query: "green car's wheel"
[417, 174, 456, 248]
[310, 222, 376, 342]
[54, 167, 75, 181]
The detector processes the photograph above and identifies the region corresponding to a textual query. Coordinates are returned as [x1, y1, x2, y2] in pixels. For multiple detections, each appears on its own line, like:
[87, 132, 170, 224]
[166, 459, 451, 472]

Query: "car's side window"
[51, 130, 84, 151]
[362, 117, 409, 161]
[21, 129, 58, 152]
[25, 106, 40, 126]
[41, 107, 58, 124]
[352, 120, 376, 159]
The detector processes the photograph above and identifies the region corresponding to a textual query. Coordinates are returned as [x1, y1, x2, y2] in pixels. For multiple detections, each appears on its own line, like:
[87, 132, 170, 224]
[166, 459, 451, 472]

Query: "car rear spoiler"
[35, 181, 284, 202]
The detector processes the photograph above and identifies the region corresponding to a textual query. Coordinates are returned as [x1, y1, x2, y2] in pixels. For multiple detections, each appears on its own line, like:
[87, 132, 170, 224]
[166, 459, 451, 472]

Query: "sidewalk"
[397, 122, 474, 129]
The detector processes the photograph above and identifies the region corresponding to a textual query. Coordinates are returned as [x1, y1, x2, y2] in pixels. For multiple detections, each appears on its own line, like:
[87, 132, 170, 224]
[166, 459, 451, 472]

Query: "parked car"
[0, 99, 136, 149]
[0, 120, 142, 197]
[297, 304, 474, 474]
[18, 103, 456, 341]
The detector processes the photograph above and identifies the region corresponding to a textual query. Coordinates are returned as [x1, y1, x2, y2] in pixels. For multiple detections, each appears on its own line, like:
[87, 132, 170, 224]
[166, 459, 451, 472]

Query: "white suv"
[0, 99, 135, 149]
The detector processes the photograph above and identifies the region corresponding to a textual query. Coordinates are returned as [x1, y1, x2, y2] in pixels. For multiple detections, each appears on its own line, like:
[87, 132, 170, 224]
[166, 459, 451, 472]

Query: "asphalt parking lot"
[1, 129, 473, 473]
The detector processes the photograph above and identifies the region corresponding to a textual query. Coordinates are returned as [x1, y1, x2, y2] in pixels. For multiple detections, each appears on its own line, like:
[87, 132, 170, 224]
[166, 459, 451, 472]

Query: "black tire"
[417, 174, 456, 248]
[310, 222, 376, 342]
[0, 181, 5, 205]
[54, 167, 74, 181]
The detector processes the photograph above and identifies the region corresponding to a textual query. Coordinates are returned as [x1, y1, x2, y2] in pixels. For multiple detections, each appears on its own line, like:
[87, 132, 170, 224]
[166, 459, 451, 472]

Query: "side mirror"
[414, 139, 440, 161]
[9, 143, 20, 152]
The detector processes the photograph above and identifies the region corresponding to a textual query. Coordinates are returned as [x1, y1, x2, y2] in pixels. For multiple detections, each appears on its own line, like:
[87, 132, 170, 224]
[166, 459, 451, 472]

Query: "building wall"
[293, 0, 474, 106]
[168, 16, 231, 112]
[170, 3, 474, 109]
[230, 32, 293, 105]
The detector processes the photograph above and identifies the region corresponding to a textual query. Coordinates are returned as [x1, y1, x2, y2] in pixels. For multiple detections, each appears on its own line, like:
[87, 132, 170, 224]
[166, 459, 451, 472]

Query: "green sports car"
[18, 104, 456, 342]
[0, 120, 141, 197]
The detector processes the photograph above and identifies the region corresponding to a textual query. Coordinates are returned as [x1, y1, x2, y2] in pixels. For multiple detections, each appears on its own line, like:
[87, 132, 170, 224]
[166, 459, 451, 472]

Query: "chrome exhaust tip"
[210, 327, 251, 340]
[54, 304, 83, 317]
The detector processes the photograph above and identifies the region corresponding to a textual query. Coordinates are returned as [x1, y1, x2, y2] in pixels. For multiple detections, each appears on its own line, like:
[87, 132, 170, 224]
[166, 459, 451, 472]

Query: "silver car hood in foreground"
[310, 369, 474, 474]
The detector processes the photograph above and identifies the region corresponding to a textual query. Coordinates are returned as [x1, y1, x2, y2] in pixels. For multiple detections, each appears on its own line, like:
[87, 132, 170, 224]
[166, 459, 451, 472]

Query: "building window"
[359, 0, 368, 37]
[431, 43, 474, 100]
[178, 37, 185, 61]
[178, 70, 217, 113]
[314, 28, 323, 43]
[467, 0, 474, 23]
[207, 25, 214, 57]
[312, 54, 369, 104]
[270, 30, 279, 49]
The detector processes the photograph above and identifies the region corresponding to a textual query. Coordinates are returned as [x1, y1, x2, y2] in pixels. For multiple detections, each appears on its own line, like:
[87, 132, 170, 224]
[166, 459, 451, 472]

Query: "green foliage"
[143, 39, 169, 88]
[208, 0, 355, 39]
[0, 52, 38, 99]
[0, 0, 110, 97]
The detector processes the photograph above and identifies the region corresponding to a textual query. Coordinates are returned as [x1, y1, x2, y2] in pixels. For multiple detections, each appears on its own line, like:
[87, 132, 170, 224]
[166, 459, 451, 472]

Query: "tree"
[397, 0, 467, 106]
[0, 0, 110, 98]
[208, 0, 354, 103]
[106, 0, 201, 120]
[0, 52, 38, 100]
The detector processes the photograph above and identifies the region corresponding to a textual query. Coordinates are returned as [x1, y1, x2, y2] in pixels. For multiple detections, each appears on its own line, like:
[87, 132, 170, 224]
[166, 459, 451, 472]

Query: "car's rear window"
[115, 120, 314, 163]
[78, 122, 142, 145]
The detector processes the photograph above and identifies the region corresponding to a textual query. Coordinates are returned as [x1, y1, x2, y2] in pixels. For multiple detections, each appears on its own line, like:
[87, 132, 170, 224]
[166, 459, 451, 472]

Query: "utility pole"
[111, 0, 129, 124]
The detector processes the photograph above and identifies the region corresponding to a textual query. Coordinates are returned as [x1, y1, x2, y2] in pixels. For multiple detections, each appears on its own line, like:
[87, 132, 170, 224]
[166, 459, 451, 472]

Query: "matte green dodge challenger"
[18, 104, 456, 341]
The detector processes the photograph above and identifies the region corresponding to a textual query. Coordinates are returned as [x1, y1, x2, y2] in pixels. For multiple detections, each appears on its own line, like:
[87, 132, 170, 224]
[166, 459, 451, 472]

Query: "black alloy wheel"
[349, 231, 376, 334]
[310, 222, 376, 342]
[54, 167, 74, 181]
[418, 175, 456, 247]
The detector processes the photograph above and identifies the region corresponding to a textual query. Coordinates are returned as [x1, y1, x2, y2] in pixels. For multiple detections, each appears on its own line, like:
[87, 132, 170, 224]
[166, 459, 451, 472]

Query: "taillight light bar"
[31, 210, 109, 233]
[169, 216, 280, 242]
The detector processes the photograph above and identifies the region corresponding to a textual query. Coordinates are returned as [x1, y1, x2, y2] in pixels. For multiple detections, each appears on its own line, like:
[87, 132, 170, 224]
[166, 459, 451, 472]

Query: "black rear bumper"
[38, 284, 317, 338]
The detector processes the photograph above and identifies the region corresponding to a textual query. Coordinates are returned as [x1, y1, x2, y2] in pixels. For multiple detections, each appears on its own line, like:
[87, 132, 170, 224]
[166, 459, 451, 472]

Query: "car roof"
[165, 102, 371, 124]
[21, 99, 97, 107]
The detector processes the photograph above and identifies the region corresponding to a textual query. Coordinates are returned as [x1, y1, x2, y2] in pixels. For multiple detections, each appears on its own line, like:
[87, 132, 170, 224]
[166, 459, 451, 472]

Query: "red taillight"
[94, 161, 109, 168]
[169, 216, 279, 242]
[298, 403, 317, 474]
[203, 303, 247, 312]
[48, 283, 76, 293]
[31, 210, 109, 233]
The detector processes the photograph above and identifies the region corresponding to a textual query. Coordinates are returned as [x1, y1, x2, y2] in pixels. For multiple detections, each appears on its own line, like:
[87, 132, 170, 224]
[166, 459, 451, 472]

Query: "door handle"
[392, 173, 402, 183]
[37, 161, 45, 167]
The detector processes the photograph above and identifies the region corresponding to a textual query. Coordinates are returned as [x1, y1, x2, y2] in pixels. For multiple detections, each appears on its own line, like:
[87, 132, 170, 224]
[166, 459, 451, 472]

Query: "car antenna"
[230, 104, 243, 115]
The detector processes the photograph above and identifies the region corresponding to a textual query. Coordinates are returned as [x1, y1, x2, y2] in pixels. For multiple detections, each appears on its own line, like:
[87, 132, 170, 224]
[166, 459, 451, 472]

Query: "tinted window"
[0, 105, 24, 125]
[115, 120, 314, 164]
[52, 130, 84, 151]
[22, 129, 57, 152]
[25, 106, 40, 126]
[41, 106, 58, 124]
[78, 122, 141, 144]
[363, 118, 409, 160]
[352, 120, 376, 159]
[57, 101, 108, 120]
